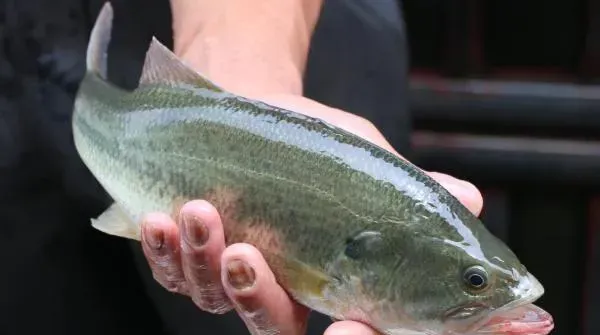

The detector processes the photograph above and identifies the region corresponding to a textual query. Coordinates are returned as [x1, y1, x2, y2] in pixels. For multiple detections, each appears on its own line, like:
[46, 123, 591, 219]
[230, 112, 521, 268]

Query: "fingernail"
[145, 224, 164, 250]
[226, 259, 256, 291]
[183, 214, 209, 245]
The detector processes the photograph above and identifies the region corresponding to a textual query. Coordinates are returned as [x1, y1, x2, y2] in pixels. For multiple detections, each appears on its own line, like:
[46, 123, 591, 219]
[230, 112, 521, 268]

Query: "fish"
[72, 3, 554, 335]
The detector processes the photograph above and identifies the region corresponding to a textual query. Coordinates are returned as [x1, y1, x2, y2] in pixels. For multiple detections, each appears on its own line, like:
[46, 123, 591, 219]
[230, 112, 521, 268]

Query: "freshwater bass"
[72, 3, 554, 334]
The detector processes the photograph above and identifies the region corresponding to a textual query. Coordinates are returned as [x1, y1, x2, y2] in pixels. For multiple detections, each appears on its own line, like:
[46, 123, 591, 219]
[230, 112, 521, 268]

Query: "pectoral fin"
[91, 203, 140, 240]
[281, 257, 331, 299]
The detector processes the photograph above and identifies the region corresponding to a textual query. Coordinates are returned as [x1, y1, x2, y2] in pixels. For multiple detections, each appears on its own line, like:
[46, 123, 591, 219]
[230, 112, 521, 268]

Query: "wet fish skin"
[72, 3, 552, 335]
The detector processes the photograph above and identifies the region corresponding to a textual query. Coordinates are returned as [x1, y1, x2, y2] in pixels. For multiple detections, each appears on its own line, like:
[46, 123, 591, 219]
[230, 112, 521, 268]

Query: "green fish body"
[72, 4, 553, 335]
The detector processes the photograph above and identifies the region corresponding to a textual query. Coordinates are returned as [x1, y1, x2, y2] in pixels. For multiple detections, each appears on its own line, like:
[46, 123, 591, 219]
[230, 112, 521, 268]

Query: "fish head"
[322, 221, 553, 335]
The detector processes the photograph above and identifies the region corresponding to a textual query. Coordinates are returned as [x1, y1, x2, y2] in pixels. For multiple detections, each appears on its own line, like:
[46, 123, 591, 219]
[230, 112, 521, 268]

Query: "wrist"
[175, 32, 305, 98]
[169, 0, 322, 98]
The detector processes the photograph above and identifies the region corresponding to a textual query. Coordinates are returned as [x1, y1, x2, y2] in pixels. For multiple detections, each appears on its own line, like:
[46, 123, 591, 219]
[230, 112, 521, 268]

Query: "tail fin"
[86, 2, 113, 79]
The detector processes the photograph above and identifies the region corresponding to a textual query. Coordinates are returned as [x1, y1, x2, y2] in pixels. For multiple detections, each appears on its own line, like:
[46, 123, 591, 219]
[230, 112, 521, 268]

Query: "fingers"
[428, 172, 484, 216]
[141, 200, 234, 314]
[324, 321, 381, 335]
[141, 213, 188, 294]
[179, 200, 233, 314]
[221, 243, 310, 335]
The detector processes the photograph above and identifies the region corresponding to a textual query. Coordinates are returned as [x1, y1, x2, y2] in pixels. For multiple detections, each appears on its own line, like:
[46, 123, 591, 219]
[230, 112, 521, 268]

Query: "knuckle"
[151, 262, 188, 288]
[242, 309, 279, 334]
[191, 292, 233, 314]
[181, 246, 216, 282]
[152, 272, 187, 294]
[164, 282, 184, 294]
[196, 300, 233, 314]
[164, 271, 184, 284]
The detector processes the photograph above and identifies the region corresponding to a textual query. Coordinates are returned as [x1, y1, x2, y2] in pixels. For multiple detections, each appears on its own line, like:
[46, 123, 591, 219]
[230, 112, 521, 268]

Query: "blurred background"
[402, 1, 599, 335]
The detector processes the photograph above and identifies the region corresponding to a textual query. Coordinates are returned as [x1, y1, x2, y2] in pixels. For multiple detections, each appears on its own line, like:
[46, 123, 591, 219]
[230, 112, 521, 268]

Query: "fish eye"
[463, 265, 488, 290]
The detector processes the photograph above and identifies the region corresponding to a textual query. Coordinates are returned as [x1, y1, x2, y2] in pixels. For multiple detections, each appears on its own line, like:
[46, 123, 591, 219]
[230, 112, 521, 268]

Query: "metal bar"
[409, 78, 600, 132]
[411, 131, 600, 186]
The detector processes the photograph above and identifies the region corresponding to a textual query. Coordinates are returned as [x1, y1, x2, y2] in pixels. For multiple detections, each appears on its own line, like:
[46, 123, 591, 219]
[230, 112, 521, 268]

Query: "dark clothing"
[0, 0, 410, 334]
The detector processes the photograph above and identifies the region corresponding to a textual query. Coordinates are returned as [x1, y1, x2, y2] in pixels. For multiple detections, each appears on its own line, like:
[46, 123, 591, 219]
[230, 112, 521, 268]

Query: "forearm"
[169, 0, 324, 98]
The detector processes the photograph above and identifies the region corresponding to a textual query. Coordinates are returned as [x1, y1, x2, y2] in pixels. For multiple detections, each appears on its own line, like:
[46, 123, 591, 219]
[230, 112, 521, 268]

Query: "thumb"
[427, 172, 484, 216]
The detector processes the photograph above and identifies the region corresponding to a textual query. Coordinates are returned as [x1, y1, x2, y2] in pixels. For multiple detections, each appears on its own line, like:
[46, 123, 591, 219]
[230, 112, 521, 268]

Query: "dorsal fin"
[86, 2, 113, 79]
[139, 37, 223, 92]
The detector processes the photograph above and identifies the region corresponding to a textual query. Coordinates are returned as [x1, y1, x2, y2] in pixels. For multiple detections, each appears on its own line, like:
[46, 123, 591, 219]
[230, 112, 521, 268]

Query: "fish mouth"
[472, 272, 554, 334]
[476, 303, 554, 334]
